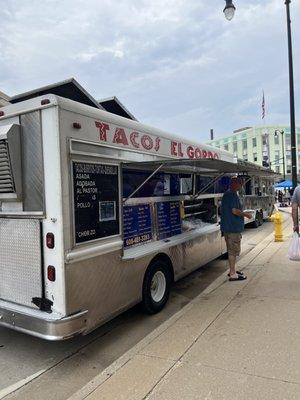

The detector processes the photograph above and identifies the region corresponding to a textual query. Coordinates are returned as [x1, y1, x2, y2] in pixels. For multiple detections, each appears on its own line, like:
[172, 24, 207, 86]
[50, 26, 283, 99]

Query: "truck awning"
[123, 158, 278, 177]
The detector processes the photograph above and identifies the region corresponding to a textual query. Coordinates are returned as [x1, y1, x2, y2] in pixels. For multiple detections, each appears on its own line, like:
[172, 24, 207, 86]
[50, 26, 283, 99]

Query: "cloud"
[0, 0, 299, 141]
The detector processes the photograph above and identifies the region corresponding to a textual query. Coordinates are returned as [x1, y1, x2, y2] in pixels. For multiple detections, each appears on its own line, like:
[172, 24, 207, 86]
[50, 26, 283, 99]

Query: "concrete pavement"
[69, 211, 300, 400]
[2, 220, 277, 400]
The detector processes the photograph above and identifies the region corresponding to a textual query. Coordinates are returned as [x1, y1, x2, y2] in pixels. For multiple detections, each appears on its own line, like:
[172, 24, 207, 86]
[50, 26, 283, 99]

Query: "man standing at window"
[221, 177, 252, 281]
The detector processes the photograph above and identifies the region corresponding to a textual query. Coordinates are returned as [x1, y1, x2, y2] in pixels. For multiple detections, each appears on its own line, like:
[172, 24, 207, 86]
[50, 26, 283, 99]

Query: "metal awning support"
[123, 162, 166, 203]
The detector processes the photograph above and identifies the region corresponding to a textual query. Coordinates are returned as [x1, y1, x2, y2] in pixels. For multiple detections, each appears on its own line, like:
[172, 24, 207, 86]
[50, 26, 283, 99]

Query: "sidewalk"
[70, 213, 300, 400]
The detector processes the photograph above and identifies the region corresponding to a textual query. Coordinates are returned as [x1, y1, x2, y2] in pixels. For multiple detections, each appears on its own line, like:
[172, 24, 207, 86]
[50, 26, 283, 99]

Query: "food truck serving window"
[73, 162, 119, 244]
[123, 170, 184, 198]
[196, 175, 230, 194]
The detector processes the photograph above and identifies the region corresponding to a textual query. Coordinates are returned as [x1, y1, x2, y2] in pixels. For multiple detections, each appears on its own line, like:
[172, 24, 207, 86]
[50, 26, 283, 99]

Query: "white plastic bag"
[288, 232, 300, 260]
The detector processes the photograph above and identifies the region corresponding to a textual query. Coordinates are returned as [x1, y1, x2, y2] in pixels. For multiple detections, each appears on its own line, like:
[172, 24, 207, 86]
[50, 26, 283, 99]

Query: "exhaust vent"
[0, 139, 15, 193]
[0, 124, 22, 200]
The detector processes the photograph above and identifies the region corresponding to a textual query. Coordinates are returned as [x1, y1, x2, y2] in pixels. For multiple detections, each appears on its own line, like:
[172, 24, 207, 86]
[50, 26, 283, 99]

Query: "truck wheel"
[142, 260, 172, 314]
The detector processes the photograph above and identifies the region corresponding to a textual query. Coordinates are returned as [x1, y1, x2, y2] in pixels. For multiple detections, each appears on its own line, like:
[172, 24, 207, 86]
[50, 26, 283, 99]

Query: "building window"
[274, 135, 279, 145]
[233, 142, 237, 152]
[243, 154, 248, 161]
[242, 140, 247, 151]
[262, 136, 268, 146]
[287, 169, 291, 174]
[252, 138, 257, 147]
[275, 166, 280, 173]
[224, 144, 229, 151]
[274, 151, 280, 165]
[253, 153, 257, 162]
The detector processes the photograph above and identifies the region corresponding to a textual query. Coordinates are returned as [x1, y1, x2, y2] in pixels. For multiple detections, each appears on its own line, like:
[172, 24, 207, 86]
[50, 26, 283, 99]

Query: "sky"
[0, 0, 299, 142]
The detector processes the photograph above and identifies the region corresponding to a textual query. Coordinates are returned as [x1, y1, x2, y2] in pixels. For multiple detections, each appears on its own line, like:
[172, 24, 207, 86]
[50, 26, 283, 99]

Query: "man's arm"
[232, 208, 252, 219]
[292, 202, 299, 233]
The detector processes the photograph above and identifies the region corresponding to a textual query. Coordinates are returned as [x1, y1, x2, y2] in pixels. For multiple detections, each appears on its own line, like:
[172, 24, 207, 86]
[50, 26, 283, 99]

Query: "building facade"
[207, 125, 300, 179]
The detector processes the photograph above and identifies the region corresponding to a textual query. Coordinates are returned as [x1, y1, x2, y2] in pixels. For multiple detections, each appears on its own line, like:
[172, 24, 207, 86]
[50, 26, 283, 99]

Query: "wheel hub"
[150, 271, 166, 303]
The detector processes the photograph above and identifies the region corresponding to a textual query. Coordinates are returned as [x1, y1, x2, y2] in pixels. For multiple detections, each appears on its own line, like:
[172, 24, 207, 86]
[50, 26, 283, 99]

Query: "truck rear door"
[0, 119, 44, 308]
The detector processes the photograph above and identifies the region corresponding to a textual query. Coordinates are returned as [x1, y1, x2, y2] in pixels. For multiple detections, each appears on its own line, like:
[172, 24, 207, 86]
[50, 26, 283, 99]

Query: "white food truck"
[0, 89, 275, 340]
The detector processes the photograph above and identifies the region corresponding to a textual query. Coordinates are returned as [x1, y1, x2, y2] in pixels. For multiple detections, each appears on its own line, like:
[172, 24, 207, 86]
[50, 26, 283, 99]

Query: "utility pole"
[285, 0, 297, 188]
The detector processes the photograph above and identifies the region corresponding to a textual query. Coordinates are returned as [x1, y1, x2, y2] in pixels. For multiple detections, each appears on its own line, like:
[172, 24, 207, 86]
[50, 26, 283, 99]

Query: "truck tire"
[142, 260, 172, 314]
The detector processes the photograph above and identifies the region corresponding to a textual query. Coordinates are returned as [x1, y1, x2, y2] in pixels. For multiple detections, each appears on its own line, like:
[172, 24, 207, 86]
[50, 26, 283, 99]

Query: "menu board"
[123, 204, 152, 248]
[156, 201, 182, 240]
[73, 162, 119, 244]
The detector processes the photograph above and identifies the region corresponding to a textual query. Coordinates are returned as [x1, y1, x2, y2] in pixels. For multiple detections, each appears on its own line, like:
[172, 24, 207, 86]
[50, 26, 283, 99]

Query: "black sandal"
[227, 270, 244, 277]
[229, 275, 247, 281]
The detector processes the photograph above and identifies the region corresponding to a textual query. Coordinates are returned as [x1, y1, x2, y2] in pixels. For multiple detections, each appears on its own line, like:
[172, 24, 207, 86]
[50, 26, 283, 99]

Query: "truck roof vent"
[0, 139, 15, 193]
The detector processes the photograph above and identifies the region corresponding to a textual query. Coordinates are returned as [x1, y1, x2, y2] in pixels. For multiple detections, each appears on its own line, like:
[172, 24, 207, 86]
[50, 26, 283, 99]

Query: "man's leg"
[228, 254, 238, 278]
[225, 234, 238, 278]
[226, 233, 246, 280]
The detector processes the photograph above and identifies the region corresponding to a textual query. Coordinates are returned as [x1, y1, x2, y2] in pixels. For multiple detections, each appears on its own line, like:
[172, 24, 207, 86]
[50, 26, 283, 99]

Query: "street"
[0, 220, 277, 400]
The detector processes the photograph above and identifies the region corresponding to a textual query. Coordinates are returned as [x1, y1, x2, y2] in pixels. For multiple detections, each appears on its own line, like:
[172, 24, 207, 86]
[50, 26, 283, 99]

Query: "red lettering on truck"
[113, 128, 129, 145]
[171, 141, 178, 156]
[130, 132, 140, 148]
[195, 148, 202, 159]
[154, 137, 161, 152]
[187, 146, 194, 158]
[141, 135, 153, 150]
[95, 121, 109, 141]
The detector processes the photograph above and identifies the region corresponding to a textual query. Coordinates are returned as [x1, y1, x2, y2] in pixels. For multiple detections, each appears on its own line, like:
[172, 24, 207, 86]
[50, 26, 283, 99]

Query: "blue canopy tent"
[274, 180, 293, 188]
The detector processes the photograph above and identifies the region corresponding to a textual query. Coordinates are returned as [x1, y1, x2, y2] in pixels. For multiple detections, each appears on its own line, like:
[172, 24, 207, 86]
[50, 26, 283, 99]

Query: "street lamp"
[275, 130, 286, 180]
[224, 1, 297, 189]
[223, 0, 236, 21]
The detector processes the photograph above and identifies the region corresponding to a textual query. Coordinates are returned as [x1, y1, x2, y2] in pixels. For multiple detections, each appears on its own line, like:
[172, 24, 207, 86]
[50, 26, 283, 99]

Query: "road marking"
[0, 369, 46, 399]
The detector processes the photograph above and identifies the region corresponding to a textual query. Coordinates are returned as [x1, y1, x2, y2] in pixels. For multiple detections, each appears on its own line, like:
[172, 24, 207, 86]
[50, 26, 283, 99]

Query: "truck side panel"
[41, 107, 66, 316]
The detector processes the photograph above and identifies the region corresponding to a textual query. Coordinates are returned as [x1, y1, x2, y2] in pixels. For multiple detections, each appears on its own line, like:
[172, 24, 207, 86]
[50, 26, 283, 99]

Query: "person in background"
[221, 177, 252, 281]
[278, 190, 283, 205]
[285, 189, 291, 206]
[292, 186, 300, 233]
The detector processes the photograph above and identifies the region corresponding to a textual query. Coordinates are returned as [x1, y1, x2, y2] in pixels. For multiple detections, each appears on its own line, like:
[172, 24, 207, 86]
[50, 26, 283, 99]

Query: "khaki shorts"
[224, 233, 242, 256]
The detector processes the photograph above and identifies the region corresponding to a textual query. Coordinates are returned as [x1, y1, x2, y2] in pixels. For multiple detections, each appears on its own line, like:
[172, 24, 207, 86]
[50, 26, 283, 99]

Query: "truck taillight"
[47, 266, 56, 282]
[46, 233, 55, 249]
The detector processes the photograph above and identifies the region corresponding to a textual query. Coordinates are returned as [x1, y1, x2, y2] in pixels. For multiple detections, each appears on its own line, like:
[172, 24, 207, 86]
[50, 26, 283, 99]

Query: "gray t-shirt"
[291, 186, 300, 204]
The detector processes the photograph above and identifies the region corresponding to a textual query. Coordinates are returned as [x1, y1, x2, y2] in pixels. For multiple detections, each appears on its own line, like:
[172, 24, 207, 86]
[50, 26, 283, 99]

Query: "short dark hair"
[231, 176, 243, 185]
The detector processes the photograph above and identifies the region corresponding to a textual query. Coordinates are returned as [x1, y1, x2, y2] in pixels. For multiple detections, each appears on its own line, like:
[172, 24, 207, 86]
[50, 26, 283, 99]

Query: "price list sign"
[73, 162, 119, 243]
[123, 204, 153, 248]
[156, 201, 182, 240]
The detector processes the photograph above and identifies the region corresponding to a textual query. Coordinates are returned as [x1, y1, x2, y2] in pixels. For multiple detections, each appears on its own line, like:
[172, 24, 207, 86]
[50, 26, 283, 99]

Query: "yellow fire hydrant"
[270, 211, 283, 242]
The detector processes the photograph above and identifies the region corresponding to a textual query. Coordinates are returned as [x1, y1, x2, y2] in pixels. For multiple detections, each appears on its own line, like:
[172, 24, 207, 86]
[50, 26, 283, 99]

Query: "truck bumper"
[0, 300, 88, 340]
